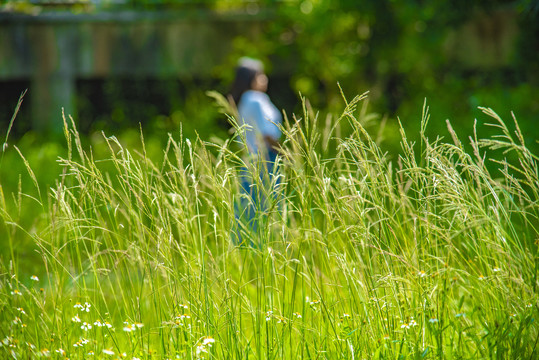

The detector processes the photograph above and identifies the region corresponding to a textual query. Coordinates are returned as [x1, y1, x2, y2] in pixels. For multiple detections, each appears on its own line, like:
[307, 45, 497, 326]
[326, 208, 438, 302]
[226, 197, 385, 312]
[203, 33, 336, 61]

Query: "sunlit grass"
[1, 93, 538, 359]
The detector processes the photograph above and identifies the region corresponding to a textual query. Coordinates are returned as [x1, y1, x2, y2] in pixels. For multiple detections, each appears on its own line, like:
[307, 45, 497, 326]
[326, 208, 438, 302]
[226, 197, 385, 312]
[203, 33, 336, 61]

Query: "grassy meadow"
[1, 92, 538, 359]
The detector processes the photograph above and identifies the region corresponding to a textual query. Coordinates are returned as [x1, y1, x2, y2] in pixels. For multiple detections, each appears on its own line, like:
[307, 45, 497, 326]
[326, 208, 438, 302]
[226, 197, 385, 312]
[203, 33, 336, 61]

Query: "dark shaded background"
[1, 0, 538, 154]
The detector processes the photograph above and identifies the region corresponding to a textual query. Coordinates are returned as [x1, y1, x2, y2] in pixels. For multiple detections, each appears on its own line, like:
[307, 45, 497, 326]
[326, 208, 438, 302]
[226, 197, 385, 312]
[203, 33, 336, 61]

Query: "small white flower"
[55, 348, 66, 356]
[123, 321, 143, 332]
[293, 312, 302, 319]
[493, 267, 501, 272]
[74, 302, 91, 312]
[455, 313, 466, 318]
[31, 275, 39, 281]
[41, 348, 51, 356]
[81, 322, 92, 331]
[265, 310, 273, 321]
[202, 337, 215, 346]
[418, 270, 427, 278]
[103, 348, 115, 355]
[196, 344, 207, 355]
[526, 303, 533, 308]
[10, 290, 22, 296]
[94, 320, 103, 327]
[17, 307, 26, 315]
[72, 314, 81, 323]
[429, 318, 439, 323]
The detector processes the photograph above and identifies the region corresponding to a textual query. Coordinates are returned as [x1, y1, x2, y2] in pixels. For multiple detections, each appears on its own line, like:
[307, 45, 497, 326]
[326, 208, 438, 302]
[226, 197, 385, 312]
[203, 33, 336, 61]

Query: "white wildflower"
[55, 348, 66, 356]
[202, 337, 215, 347]
[74, 302, 91, 312]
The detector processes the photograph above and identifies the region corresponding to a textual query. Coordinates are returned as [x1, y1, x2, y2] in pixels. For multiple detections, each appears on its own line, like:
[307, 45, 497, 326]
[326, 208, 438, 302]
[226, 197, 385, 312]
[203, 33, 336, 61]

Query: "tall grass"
[1, 93, 538, 359]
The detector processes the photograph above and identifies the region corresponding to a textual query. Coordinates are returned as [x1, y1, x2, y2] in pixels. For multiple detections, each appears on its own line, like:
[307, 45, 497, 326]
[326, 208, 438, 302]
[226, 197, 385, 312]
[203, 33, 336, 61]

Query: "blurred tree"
[234, 0, 539, 153]
[2, 0, 537, 152]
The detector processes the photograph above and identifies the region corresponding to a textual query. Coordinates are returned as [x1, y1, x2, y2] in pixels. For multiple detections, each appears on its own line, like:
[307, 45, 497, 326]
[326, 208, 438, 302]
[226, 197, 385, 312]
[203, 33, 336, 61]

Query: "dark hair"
[229, 58, 264, 105]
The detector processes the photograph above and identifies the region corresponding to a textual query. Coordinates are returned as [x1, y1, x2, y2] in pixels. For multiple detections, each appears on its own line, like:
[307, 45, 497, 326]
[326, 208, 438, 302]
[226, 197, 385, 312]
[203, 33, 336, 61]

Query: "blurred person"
[229, 57, 283, 247]
[230, 57, 282, 165]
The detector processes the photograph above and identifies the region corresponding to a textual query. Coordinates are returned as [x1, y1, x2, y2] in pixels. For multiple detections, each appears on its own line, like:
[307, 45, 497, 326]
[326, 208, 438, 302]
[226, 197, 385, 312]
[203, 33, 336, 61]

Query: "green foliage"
[4, 0, 536, 157]
[224, 0, 538, 155]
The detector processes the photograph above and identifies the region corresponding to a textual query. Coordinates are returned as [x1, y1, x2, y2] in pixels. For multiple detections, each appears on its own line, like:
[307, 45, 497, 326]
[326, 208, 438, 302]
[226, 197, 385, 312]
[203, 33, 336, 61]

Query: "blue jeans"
[233, 149, 280, 248]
